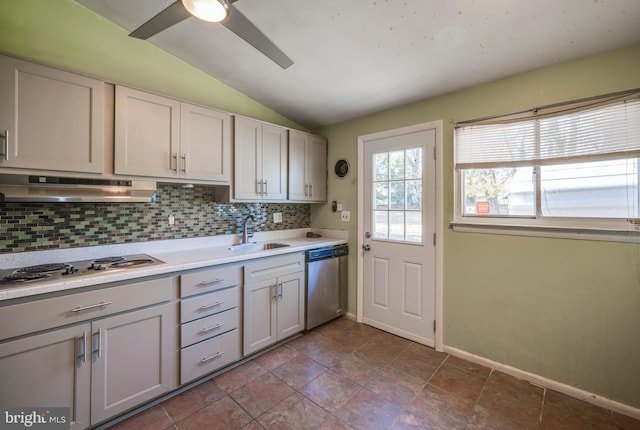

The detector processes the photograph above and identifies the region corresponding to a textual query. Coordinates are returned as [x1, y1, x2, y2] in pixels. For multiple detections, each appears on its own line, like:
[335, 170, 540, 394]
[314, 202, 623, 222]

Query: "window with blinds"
[454, 90, 640, 225]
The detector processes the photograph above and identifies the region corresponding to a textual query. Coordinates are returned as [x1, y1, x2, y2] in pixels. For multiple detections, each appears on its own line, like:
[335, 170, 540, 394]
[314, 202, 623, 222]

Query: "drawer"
[0, 277, 173, 341]
[181, 264, 240, 298]
[180, 286, 239, 323]
[180, 307, 239, 348]
[244, 252, 305, 283]
[180, 329, 240, 384]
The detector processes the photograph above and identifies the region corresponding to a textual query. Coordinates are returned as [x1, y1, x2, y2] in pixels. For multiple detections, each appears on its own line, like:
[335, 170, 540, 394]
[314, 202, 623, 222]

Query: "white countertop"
[0, 229, 348, 302]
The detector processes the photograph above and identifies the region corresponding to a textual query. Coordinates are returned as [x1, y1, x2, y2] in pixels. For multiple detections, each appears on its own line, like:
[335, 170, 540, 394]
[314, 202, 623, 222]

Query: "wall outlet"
[341, 210, 350, 222]
[273, 212, 283, 223]
[168, 214, 175, 226]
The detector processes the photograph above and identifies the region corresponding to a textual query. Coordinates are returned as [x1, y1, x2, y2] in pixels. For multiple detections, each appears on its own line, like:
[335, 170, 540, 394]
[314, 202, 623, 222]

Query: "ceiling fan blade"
[222, 5, 294, 69]
[129, 1, 191, 40]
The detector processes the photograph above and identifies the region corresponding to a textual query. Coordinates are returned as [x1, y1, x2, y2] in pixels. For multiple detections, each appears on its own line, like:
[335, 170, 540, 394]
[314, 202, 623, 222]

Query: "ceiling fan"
[129, 0, 294, 69]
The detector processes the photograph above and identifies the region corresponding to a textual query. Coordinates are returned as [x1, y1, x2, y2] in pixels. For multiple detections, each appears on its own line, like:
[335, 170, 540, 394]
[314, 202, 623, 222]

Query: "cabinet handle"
[93, 329, 103, 358]
[171, 153, 178, 173]
[76, 331, 87, 363]
[309, 184, 313, 197]
[0, 130, 7, 161]
[263, 180, 268, 196]
[70, 301, 113, 313]
[255, 179, 261, 195]
[271, 284, 277, 301]
[181, 154, 187, 174]
[200, 301, 224, 311]
[277, 282, 283, 300]
[200, 323, 224, 334]
[200, 351, 224, 364]
[198, 278, 223, 286]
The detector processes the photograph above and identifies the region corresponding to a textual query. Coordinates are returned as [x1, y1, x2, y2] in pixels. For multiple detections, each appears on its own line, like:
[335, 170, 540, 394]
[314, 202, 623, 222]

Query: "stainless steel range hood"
[0, 175, 157, 203]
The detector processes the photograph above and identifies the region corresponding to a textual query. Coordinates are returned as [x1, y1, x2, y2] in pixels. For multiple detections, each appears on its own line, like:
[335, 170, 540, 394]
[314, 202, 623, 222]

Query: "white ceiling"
[77, 0, 640, 129]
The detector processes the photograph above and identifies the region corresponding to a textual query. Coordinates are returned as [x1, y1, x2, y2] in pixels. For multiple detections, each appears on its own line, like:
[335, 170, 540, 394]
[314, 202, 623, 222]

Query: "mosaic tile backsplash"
[0, 184, 310, 253]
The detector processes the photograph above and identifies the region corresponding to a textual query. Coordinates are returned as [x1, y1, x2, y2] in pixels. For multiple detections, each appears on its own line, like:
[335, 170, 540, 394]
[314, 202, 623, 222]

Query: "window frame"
[452, 90, 640, 243]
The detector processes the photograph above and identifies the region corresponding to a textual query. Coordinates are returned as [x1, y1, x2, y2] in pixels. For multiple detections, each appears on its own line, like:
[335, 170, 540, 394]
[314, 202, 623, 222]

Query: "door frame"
[356, 120, 444, 351]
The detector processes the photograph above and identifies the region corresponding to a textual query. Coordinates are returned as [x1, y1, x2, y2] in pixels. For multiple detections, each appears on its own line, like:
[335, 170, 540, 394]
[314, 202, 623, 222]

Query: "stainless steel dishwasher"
[305, 244, 348, 330]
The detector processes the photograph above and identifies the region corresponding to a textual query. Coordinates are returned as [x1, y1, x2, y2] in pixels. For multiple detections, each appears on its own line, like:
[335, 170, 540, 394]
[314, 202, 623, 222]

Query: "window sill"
[450, 220, 640, 243]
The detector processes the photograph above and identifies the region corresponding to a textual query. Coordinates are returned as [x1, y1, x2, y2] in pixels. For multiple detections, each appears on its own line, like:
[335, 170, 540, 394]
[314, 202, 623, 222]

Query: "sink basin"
[262, 243, 290, 250]
[228, 242, 290, 251]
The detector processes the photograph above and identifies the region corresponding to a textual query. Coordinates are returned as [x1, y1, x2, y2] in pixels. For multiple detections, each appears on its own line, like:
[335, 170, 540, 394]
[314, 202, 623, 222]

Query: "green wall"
[313, 44, 640, 408]
[0, 0, 303, 129]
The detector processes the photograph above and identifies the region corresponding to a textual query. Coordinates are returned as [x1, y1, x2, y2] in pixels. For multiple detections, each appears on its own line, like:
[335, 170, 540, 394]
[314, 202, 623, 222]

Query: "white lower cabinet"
[179, 264, 241, 384]
[0, 277, 174, 430]
[243, 253, 305, 355]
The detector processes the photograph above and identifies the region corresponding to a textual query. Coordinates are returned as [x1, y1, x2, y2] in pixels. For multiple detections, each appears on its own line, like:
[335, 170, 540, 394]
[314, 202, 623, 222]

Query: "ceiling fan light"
[182, 0, 227, 23]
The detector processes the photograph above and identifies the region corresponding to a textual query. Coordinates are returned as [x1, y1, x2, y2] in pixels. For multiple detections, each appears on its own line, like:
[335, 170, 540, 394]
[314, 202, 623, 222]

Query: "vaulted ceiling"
[77, 0, 640, 129]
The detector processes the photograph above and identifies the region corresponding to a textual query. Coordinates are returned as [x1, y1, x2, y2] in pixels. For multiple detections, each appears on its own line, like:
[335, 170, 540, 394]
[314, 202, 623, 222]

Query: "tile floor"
[110, 317, 640, 430]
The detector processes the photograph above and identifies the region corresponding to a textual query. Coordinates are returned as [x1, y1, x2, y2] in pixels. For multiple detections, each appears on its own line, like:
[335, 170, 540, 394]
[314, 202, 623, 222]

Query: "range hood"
[0, 175, 157, 203]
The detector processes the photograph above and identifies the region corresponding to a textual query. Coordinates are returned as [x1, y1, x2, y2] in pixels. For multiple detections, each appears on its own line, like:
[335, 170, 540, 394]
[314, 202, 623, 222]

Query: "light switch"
[273, 212, 283, 223]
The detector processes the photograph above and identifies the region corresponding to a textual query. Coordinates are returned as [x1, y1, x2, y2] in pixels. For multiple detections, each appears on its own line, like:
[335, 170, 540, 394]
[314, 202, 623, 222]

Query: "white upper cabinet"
[0, 55, 105, 174]
[288, 130, 327, 202]
[115, 86, 230, 183]
[234, 116, 287, 201]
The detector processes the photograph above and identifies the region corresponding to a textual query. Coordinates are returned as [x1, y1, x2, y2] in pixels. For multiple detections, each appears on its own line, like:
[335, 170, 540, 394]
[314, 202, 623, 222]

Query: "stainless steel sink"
[262, 243, 289, 249]
[228, 242, 290, 251]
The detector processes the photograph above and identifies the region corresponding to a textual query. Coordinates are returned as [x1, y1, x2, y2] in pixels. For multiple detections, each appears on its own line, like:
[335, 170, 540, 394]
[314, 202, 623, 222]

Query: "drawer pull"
[70, 301, 113, 313]
[200, 301, 224, 311]
[198, 278, 223, 286]
[200, 323, 224, 334]
[200, 351, 224, 364]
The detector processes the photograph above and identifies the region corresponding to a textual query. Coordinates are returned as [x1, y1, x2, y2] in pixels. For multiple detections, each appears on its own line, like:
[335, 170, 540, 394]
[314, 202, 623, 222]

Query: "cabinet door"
[114, 86, 180, 178]
[277, 272, 305, 340]
[0, 55, 104, 174]
[287, 130, 308, 201]
[233, 116, 262, 200]
[181, 103, 231, 182]
[261, 123, 288, 200]
[0, 323, 91, 430]
[307, 135, 327, 202]
[90, 303, 173, 425]
[243, 277, 278, 355]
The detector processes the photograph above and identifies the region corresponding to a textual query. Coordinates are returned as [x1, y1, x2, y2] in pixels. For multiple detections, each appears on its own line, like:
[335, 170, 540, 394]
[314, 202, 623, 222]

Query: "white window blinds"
[455, 92, 640, 169]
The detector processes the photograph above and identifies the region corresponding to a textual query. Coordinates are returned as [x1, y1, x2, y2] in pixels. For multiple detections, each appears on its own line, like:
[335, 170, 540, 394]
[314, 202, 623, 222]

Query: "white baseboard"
[444, 345, 640, 420]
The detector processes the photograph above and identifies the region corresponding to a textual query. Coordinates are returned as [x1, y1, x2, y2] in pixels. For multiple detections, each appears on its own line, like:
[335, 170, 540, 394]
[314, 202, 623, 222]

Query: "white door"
[362, 127, 437, 346]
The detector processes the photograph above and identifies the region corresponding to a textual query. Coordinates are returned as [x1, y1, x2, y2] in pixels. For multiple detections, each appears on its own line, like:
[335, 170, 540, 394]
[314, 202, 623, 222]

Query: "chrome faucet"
[243, 215, 256, 244]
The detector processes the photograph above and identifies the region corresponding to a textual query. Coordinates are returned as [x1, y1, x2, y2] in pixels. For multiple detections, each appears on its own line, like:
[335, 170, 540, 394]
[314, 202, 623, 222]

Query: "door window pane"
[390, 181, 405, 210]
[375, 183, 389, 209]
[389, 211, 405, 241]
[405, 211, 422, 242]
[389, 151, 405, 180]
[406, 180, 422, 210]
[375, 153, 389, 181]
[406, 148, 422, 179]
[374, 211, 388, 239]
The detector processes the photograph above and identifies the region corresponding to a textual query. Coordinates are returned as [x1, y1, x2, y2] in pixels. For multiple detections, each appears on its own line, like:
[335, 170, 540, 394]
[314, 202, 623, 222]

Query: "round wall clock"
[334, 159, 350, 178]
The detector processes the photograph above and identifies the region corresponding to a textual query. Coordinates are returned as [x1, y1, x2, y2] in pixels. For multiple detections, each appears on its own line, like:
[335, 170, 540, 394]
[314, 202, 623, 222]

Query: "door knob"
[362, 244, 371, 251]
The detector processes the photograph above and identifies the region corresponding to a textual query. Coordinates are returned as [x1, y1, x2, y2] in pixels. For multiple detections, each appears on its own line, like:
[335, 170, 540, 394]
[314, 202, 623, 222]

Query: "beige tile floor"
[110, 317, 640, 430]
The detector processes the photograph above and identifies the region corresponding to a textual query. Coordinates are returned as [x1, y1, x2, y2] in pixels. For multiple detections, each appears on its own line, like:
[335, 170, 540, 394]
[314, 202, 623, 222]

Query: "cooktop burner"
[16, 263, 70, 274]
[0, 254, 164, 287]
[94, 256, 126, 264]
